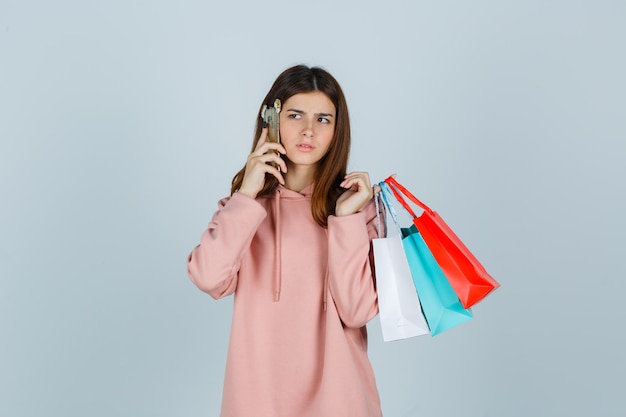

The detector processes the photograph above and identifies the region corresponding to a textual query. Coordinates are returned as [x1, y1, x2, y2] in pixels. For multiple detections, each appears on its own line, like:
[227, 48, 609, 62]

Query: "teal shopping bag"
[380, 182, 472, 336]
[401, 225, 473, 336]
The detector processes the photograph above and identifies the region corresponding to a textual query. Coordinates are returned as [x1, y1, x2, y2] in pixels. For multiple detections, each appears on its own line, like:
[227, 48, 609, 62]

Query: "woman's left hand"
[335, 171, 374, 217]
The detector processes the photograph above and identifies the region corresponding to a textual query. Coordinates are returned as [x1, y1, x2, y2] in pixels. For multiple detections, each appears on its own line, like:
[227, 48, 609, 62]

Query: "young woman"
[187, 65, 383, 417]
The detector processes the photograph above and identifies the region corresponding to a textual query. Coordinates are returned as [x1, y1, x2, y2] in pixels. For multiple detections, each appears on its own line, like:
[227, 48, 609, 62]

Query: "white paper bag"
[373, 189, 430, 342]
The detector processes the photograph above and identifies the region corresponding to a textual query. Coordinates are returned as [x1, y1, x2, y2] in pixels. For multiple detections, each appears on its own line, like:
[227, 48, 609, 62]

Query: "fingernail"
[262, 122, 267, 128]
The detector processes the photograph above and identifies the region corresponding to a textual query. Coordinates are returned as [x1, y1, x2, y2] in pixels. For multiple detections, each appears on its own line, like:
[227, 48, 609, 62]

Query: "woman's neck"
[284, 164, 316, 193]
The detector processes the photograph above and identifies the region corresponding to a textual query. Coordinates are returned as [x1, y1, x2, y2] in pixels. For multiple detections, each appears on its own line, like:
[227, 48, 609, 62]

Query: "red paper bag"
[385, 176, 500, 308]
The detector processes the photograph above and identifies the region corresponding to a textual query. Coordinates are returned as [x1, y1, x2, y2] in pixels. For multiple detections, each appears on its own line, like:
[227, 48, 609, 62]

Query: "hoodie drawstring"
[273, 189, 282, 302]
[272, 186, 327, 311]
[323, 229, 329, 312]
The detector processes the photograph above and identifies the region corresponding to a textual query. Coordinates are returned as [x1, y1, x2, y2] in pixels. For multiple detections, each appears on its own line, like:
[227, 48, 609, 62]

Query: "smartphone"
[260, 99, 282, 168]
[261, 99, 281, 145]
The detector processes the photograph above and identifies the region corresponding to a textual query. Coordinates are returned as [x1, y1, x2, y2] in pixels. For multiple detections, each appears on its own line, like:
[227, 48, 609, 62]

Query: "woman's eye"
[318, 117, 330, 124]
[288, 113, 301, 119]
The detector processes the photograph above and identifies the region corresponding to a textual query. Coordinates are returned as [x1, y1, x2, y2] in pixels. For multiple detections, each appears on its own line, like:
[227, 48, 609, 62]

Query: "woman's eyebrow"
[286, 108, 335, 118]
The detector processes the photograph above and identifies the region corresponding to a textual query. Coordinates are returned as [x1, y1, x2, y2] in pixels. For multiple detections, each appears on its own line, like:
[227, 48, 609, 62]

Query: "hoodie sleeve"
[326, 198, 383, 328]
[187, 192, 267, 299]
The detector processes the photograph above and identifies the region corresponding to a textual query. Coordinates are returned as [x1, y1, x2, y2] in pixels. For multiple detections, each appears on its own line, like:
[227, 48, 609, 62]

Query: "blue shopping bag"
[380, 183, 473, 336]
[401, 225, 473, 335]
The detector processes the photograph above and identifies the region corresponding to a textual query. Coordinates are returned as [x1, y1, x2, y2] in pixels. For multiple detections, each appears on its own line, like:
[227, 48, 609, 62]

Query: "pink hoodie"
[187, 184, 383, 417]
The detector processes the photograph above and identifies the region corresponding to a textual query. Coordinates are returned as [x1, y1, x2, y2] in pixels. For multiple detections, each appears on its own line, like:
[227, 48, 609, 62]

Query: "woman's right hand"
[238, 127, 287, 199]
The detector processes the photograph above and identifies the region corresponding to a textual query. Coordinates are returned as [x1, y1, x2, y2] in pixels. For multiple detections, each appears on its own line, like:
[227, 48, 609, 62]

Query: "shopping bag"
[385, 176, 500, 308]
[372, 188, 430, 341]
[380, 183, 473, 336]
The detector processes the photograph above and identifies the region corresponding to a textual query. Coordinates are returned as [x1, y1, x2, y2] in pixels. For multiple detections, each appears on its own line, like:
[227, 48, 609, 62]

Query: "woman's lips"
[296, 143, 315, 152]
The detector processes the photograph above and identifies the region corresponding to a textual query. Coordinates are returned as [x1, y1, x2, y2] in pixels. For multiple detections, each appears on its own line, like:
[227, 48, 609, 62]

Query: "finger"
[265, 164, 285, 185]
[341, 172, 360, 184]
[254, 140, 286, 156]
[344, 171, 368, 177]
[250, 152, 287, 174]
[339, 178, 361, 190]
[265, 142, 287, 155]
[254, 127, 269, 151]
[250, 159, 284, 183]
[340, 174, 370, 189]
[339, 176, 357, 188]
[262, 152, 288, 173]
[275, 154, 288, 173]
[341, 179, 374, 201]
[343, 171, 370, 183]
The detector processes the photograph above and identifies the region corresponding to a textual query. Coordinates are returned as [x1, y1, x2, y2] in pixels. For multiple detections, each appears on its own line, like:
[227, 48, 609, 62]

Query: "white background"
[1, 1, 625, 416]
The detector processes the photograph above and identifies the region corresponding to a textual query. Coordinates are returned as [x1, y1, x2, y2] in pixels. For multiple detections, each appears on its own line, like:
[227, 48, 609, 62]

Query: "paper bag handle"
[384, 176, 435, 219]
[378, 182, 404, 235]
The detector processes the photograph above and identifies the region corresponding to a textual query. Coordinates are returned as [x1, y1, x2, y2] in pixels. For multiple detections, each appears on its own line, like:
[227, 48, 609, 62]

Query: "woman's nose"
[302, 118, 314, 137]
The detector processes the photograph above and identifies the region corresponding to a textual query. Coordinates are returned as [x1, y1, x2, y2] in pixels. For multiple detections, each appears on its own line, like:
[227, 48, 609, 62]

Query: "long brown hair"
[231, 65, 351, 227]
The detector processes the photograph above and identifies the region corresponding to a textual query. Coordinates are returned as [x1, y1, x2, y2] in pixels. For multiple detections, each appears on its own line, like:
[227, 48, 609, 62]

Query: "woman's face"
[279, 91, 336, 169]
